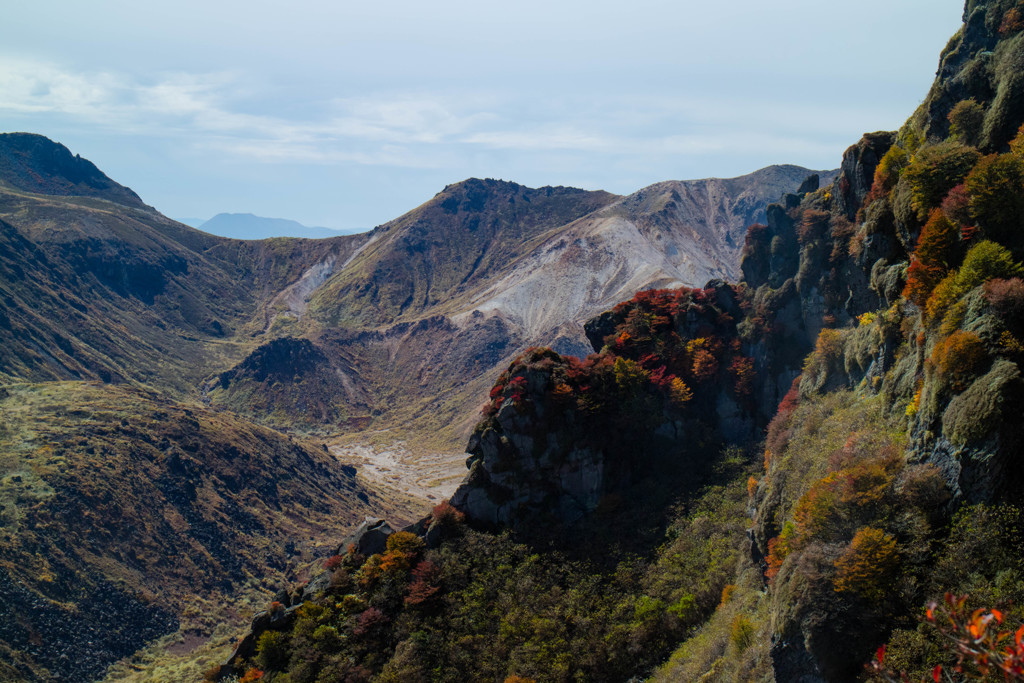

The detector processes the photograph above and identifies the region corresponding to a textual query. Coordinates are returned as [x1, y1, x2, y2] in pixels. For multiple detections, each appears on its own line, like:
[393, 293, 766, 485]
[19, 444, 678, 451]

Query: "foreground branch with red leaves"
[869, 594, 1024, 681]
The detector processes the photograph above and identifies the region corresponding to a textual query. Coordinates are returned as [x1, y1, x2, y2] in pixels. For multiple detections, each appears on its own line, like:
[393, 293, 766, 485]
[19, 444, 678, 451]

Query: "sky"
[2, 0, 966, 232]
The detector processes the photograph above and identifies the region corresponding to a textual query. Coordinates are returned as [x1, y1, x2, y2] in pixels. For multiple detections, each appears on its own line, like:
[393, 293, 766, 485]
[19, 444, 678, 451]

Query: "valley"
[3, 0, 1023, 680]
[0, 131, 826, 680]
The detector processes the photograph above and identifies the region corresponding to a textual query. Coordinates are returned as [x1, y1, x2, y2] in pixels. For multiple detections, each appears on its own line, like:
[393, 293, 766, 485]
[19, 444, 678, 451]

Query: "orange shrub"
[729, 355, 756, 399]
[239, 668, 264, 683]
[379, 531, 425, 574]
[931, 330, 986, 391]
[903, 209, 962, 307]
[1012, 123, 1024, 158]
[431, 500, 466, 526]
[668, 376, 693, 407]
[1000, 6, 1024, 34]
[905, 259, 946, 308]
[686, 337, 721, 383]
[833, 527, 900, 601]
[793, 455, 900, 543]
[405, 560, 441, 606]
[866, 145, 908, 203]
[766, 522, 797, 581]
[915, 210, 961, 269]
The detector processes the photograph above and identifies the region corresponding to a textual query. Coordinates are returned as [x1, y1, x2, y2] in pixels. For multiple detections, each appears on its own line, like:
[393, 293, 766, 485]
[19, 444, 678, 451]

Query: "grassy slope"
[0, 381, 406, 682]
[0, 183, 368, 394]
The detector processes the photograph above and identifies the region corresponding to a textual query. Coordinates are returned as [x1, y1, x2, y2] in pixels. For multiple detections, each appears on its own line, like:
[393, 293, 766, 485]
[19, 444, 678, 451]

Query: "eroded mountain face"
[210, 167, 828, 447]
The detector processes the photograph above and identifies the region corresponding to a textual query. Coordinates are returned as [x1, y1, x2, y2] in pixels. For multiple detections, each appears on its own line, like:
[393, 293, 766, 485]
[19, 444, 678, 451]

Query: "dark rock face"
[220, 338, 329, 384]
[451, 386, 608, 528]
[0, 133, 148, 209]
[336, 517, 396, 557]
[833, 132, 896, 222]
[452, 284, 763, 530]
[916, 5, 1002, 148]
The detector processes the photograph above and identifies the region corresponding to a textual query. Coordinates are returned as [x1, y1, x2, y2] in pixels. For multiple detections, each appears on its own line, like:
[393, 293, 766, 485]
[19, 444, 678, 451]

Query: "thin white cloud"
[0, 58, 872, 171]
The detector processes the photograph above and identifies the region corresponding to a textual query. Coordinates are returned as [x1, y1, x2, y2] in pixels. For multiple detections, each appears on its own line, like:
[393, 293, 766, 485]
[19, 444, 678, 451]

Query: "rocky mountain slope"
[0, 155, 369, 393]
[0, 129, 818, 681]
[0, 133, 149, 210]
[0, 381, 402, 682]
[216, 1, 1024, 682]
[213, 166, 827, 453]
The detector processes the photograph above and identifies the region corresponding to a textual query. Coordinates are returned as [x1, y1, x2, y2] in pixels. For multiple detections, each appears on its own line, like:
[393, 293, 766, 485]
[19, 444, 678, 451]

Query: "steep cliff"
[451, 281, 757, 529]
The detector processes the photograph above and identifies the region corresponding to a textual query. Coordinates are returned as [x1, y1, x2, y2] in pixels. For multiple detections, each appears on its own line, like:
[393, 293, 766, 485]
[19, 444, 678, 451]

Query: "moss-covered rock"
[943, 358, 1022, 445]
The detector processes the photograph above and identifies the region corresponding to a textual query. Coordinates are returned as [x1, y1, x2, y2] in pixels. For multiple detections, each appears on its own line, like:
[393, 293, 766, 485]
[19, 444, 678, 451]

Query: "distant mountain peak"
[0, 132, 148, 209]
[198, 212, 347, 240]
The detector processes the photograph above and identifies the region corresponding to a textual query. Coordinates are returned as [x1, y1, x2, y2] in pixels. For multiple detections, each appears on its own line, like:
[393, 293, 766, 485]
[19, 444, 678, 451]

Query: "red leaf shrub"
[431, 500, 466, 527]
[353, 607, 387, 637]
[903, 211, 962, 307]
[765, 377, 801, 467]
[405, 560, 441, 606]
[941, 183, 972, 228]
[984, 277, 1024, 320]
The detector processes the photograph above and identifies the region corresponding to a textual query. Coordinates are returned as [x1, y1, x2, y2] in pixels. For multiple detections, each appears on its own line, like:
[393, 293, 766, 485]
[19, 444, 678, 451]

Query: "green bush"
[904, 141, 982, 221]
[927, 241, 1024, 322]
[948, 98, 985, 147]
[958, 240, 1024, 289]
[256, 629, 290, 671]
[729, 614, 756, 652]
[966, 153, 1024, 247]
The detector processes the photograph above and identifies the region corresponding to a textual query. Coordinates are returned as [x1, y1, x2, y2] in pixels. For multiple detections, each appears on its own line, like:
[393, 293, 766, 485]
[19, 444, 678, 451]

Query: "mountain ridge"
[0, 133, 149, 210]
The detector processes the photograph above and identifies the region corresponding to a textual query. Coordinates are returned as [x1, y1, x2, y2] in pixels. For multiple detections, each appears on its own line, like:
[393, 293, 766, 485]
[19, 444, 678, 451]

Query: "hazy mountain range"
[193, 213, 352, 240]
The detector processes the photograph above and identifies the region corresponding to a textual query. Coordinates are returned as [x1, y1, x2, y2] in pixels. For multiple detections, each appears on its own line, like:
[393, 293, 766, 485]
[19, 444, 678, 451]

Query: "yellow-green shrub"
[926, 240, 1023, 322]
[904, 141, 982, 220]
[948, 98, 985, 147]
[965, 153, 1024, 244]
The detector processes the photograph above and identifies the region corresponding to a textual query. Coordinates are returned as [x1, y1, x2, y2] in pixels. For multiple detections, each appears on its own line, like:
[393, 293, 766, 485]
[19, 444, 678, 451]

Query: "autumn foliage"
[930, 330, 986, 391]
[479, 285, 754, 430]
[870, 594, 1024, 681]
[833, 527, 900, 601]
[765, 376, 801, 468]
[239, 668, 264, 683]
[965, 153, 1024, 245]
[431, 500, 466, 527]
[404, 560, 441, 606]
[904, 210, 963, 307]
